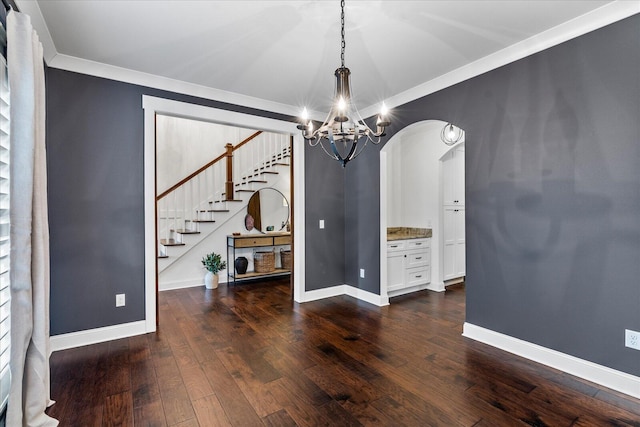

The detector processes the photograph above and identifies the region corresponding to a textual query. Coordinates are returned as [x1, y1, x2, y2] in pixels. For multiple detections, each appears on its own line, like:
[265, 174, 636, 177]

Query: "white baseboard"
[159, 278, 230, 291]
[387, 282, 445, 298]
[344, 285, 389, 306]
[51, 320, 149, 352]
[301, 284, 389, 307]
[300, 285, 346, 303]
[427, 281, 446, 292]
[463, 323, 640, 399]
[388, 284, 429, 298]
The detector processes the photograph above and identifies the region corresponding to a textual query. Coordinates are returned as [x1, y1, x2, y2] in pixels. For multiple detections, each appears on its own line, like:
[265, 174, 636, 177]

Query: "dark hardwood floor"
[47, 279, 640, 426]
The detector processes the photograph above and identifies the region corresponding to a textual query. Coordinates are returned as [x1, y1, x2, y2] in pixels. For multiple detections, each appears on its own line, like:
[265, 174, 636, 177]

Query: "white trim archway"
[142, 96, 306, 332]
[379, 120, 465, 299]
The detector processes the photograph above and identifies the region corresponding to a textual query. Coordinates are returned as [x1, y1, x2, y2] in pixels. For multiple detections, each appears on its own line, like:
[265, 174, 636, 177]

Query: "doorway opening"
[379, 120, 466, 300]
[142, 96, 305, 331]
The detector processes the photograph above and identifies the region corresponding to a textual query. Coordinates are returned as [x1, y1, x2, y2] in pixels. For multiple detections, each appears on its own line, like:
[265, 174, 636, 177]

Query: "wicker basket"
[254, 251, 275, 273]
[280, 249, 292, 270]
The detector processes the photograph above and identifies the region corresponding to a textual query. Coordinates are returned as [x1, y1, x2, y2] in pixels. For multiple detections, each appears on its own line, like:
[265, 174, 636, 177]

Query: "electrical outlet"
[116, 294, 126, 307]
[625, 329, 640, 350]
[360, 268, 365, 279]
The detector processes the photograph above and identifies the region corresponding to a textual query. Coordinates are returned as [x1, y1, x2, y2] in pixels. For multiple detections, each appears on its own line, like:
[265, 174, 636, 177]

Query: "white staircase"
[157, 132, 291, 274]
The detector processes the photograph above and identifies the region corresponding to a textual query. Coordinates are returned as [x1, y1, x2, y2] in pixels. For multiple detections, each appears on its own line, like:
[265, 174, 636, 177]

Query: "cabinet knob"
[404, 255, 407, 258]
[416, 257, 422, 260]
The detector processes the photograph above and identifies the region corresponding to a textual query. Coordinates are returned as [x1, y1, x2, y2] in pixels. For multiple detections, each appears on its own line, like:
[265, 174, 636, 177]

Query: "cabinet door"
[454, 147, 465, 206]
[443, 207, 455, 280]
[454, 207, 466, 277]
[442, 150, 456, 206]
[443, 207, 462, 280]
[387, 253, 405, 292]
[443, 147, 465, 206]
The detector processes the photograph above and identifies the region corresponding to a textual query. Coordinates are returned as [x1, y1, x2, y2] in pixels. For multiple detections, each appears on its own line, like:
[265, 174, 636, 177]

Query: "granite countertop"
[387, 227, 432, 241]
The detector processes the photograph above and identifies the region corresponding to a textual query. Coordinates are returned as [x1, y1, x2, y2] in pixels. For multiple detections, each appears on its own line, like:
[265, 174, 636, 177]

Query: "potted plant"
[201, 252, 227, 289]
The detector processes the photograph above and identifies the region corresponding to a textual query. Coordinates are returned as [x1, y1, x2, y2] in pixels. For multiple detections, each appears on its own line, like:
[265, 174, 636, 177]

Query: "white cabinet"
[443, 145, 465, 281]
[386, 238, 431, 295]
[443, 146, 465, 207]
[443, 207, 465, 280]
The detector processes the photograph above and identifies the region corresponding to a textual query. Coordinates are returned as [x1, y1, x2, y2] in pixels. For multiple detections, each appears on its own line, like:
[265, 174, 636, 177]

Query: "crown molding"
[16, 0, 640, 119]
[49, 53, 302, 117]
[359, 1, 640, 118]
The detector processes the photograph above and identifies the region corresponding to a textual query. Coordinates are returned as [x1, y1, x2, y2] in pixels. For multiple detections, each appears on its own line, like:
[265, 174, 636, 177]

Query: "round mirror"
[246, 188, 290, 233]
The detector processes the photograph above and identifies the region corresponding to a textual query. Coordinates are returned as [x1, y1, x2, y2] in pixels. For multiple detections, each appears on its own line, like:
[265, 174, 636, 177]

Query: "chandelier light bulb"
[301, 107, 309, 121]
[337, 96, 346, 112]
[380, 102, 388, 116]
[447, 125, 456, 140]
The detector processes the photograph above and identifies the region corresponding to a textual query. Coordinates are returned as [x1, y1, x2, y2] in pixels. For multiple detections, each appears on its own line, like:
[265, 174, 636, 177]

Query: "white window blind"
[0, 39, 10, 412]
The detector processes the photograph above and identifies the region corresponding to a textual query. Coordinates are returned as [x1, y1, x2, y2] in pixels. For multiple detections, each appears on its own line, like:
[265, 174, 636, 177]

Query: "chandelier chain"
[340, 0, 345, 67]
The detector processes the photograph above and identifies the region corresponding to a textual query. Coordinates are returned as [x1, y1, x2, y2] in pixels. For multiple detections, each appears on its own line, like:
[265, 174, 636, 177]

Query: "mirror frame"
[245, 188, 290, 234]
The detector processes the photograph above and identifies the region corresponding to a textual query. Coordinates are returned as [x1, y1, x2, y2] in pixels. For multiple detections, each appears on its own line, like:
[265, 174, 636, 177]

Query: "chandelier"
[298, 0, 390, 167]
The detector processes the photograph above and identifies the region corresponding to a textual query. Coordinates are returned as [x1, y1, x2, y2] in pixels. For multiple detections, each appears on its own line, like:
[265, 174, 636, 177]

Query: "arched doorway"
[379, 120, 465, 299]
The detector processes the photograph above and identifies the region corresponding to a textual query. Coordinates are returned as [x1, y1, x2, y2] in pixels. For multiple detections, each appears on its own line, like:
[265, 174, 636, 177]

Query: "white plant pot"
[204, 271, 219, 289]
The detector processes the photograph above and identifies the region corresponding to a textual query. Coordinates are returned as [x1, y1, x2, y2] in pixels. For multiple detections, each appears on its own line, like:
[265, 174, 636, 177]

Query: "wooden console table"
[227, 232, 291, 285]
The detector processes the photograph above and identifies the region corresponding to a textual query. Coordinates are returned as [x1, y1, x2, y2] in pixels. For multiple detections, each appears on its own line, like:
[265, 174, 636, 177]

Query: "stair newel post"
[225, 143, 234, 201]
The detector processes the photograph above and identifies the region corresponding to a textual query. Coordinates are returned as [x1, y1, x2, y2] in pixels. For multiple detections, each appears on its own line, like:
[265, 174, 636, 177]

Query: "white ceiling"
[15, 1, 639, 118]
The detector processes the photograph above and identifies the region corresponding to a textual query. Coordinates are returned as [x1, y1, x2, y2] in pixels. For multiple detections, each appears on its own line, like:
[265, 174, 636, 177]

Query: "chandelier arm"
[319, 138, 341, 162]
[347, 94, 387, 139]
[328, 128, 348, 166]
[367, 134, 383, 145]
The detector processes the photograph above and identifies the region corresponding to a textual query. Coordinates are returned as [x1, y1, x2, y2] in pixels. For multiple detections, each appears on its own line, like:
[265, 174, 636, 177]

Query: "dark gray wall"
[345, 15, 640, 376]
[304, 149, 346, 291]
[46, 14, 639, 377]
[45, 69, 308, 334]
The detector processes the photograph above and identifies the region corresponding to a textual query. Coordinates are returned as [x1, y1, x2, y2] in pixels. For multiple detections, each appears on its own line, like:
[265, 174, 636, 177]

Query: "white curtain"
[6, 10, 58, 427]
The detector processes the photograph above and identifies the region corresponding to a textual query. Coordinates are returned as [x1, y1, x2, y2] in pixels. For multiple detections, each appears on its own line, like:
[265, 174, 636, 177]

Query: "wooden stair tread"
[248, 180, 267, 184]
[215, 199, 243, 203]
[192, 220, 216, 223]
[198, 209, 229, 213]
[160, 239, 185, 246]
[157, 255, 169, 259]
[172, 229, 200, 235]
[237, 189, 255, 193]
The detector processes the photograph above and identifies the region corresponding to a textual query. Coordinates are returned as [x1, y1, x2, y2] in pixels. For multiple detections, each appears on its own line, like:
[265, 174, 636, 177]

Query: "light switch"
[319, 220, 325, 229]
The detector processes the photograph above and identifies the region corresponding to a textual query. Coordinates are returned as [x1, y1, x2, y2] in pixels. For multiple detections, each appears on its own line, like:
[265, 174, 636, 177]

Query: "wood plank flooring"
[47, 280, 640, 426]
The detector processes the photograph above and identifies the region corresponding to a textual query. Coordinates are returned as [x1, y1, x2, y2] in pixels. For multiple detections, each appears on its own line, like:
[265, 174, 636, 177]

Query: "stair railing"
[157, 131, 292, 257]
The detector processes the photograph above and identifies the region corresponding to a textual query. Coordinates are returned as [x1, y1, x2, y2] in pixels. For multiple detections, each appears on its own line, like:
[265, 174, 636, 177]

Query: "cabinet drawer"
[405, 267, 430, 287]
[234, 237, 273, 248]
[274, 236, 291, 245]
[406, 239, 430, 250]
[406, 249, 430, 268]
[386, 241, 406, 252]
